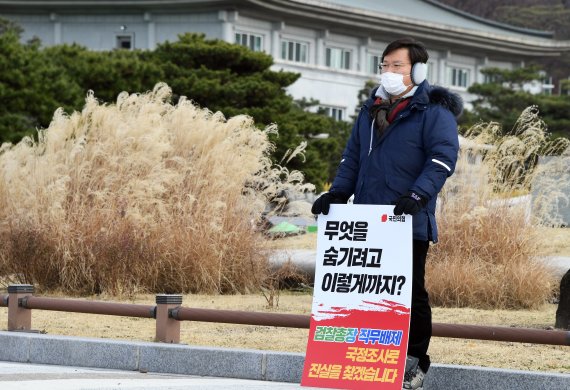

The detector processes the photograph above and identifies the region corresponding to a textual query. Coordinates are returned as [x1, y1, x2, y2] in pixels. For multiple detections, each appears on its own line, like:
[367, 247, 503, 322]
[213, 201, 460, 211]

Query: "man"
[311, 37, 462, 389]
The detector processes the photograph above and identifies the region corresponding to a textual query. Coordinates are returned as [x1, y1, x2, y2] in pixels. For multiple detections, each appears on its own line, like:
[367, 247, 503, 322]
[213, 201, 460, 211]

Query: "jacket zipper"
[368, 105, 414, 156]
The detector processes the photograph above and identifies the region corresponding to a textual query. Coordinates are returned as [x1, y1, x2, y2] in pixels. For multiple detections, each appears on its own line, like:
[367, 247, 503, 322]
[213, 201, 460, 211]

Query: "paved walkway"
[270, 249, 570, 279]
[545, 256, 570, 277]
[1, 333, 569, 390]
[0, 361, 317, 390]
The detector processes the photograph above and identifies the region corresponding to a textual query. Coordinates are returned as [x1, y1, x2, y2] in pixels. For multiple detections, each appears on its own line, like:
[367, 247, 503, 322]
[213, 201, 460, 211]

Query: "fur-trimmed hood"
[428, 85, 463, 118]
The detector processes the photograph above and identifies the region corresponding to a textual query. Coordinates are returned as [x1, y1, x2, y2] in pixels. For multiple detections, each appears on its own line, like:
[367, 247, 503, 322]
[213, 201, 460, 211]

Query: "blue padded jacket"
[330, 81, 462, 242]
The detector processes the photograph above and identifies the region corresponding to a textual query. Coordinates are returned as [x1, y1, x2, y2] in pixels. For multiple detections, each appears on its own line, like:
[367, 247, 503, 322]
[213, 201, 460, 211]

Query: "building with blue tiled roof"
[2, 0, 569, 118]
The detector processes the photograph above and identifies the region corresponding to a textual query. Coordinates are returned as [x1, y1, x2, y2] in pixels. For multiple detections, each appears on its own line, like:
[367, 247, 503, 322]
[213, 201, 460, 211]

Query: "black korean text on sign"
[324, 220, 368, 241]
[321, 273, 407, 296]
[323, 247, 382, 268]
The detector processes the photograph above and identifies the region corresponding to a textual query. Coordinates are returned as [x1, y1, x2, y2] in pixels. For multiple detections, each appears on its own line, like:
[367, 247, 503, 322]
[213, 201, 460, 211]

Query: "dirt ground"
[535, 227, 570, 257]
[1, 292, 568, 374]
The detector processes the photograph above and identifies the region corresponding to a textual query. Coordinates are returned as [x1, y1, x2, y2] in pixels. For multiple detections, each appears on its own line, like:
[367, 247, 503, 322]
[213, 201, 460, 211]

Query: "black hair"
[381, 37, 429, 64]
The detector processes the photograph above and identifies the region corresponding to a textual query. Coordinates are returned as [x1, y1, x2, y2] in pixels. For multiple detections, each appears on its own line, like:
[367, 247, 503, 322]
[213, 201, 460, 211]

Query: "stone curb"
[0, 331, 569, 389]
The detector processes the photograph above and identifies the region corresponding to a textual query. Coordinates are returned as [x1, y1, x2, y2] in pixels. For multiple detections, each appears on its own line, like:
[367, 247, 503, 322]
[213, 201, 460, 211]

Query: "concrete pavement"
[0, 361, 317, 390]
[1, 331, 569, 390]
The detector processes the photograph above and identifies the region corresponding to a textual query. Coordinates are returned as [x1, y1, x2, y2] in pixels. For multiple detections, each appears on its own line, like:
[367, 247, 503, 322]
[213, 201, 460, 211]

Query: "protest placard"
[301, 204, 413, 389]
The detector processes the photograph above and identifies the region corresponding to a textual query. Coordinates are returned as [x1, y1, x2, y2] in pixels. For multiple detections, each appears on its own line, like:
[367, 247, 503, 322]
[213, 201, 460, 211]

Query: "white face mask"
[380, 72, 411, 96]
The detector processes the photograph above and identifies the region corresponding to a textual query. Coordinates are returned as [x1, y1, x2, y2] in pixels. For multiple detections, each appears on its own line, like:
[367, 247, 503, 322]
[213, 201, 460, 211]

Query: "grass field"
[536, 227, 570, 257]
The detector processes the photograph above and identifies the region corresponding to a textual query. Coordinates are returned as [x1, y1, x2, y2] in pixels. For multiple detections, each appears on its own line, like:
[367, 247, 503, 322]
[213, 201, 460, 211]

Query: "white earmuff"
[411, 63, 428, 85]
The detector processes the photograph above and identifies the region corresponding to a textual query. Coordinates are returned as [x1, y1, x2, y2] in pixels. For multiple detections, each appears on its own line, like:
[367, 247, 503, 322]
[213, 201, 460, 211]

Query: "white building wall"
[273, 61, 372, 118]
[58, 14, 147, 50]
[8, 14, 55, 45]
[6, 12, 225, 50]
[153, 12, 223, 48]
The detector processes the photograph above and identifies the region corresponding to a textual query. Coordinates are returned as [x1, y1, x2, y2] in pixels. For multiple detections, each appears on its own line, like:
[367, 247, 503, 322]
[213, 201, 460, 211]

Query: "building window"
[321, 106, 346, 121]
[483, 71, 500, 84]
[326, 47, 351, 70]
[116, 35, 133, 50]
[235, 32, 263, 52]
[483, 73, 493, 84]
[281, 40, 308, 63]
[368, 54, 381, 74]
[448, 67, 470, 88]
[540, 74, 554, 96]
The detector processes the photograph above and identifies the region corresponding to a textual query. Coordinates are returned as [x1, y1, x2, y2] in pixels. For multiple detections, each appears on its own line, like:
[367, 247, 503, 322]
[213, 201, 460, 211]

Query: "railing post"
[7, 284, 34, 331]
[155, 294, 182, 343]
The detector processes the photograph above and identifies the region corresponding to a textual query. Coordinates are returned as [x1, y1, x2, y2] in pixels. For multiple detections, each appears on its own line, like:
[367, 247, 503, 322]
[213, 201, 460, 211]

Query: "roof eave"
[2, 0, 569, 56]
[0, 0, 237, 11]
[250, 0, 570, 57]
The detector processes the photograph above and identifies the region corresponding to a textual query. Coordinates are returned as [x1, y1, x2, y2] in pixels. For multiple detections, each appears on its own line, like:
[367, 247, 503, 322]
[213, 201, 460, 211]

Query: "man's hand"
[393, 191, 428, 216]
[311, 191, 349, 215]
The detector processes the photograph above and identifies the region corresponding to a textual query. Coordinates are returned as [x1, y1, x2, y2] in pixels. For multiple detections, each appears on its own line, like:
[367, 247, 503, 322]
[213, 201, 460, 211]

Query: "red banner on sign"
[302, 300, 409, 389]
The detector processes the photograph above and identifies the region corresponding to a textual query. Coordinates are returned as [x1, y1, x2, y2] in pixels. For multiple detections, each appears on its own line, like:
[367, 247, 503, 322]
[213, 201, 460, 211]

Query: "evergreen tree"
[0, 22, 81, 143]
[465, 67, 570, 139]
[0, 26, 350, 190]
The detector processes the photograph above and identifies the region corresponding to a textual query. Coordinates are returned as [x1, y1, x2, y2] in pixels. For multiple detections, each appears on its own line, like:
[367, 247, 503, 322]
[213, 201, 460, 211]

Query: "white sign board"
[302, 204, 413, 389]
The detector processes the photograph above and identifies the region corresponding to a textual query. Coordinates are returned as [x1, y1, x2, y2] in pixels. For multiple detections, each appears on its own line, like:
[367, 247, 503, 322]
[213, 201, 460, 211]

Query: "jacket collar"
[369, 81, 464, 118]
[409, 80, 430, 106]
[368, 80, 430, 109]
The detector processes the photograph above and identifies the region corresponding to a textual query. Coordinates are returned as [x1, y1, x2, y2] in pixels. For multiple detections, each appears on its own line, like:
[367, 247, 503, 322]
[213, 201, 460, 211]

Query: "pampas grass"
[427, 107, 569, 309]
[0, 83, 313, 295]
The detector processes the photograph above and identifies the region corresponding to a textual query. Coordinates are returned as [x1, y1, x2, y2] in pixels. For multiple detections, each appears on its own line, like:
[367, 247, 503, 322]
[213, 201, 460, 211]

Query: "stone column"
[219, 10, 238, 43]
[144, 12, 155, 50]
[50, 13, 62, 45]
[359, 37, 371, 74]
[316, 29, 329, 67]
[271, 22, 285, 60]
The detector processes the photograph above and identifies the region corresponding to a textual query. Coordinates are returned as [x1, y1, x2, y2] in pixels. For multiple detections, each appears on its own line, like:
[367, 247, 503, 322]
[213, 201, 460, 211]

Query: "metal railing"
[21, 296, 156, 318]
[1, 284, 569, 346]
